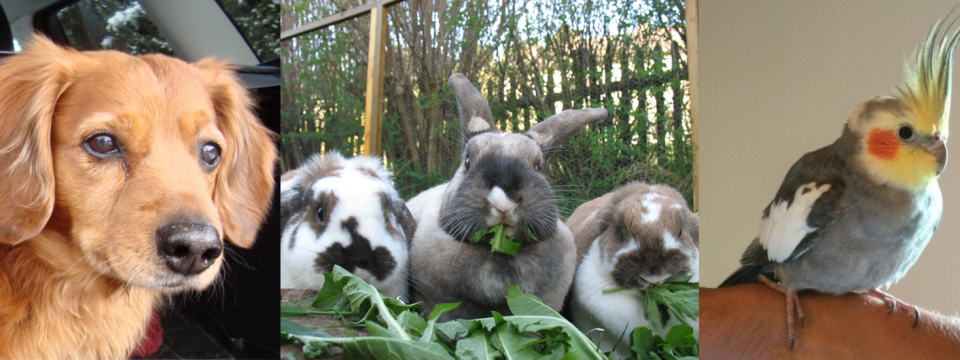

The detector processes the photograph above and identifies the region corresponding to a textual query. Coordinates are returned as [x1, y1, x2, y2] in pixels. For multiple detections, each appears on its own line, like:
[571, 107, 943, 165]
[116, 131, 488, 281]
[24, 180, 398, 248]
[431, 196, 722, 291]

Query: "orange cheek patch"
[867, 129, 899, 159]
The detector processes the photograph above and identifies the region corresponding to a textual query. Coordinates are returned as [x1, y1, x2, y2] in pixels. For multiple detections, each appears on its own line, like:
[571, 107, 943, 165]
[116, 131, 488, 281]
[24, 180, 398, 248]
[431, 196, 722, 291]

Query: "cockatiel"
[720, 15, 960, 349]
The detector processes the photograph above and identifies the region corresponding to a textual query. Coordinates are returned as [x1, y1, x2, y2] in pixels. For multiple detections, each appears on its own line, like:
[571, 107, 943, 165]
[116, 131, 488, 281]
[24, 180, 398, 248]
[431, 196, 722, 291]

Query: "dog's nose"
[157, 221, 222, 275]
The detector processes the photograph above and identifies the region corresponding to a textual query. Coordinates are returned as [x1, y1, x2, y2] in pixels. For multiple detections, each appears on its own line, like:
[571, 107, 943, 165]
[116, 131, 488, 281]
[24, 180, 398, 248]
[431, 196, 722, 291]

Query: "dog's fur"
[0, 36, 277, 359]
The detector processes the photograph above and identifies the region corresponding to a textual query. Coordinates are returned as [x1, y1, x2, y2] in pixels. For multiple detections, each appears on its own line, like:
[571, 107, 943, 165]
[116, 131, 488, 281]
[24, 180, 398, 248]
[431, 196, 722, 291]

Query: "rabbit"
[280, 152, 415, 301]
[406, 73, 608, 321]
[566, 182, 699, 359]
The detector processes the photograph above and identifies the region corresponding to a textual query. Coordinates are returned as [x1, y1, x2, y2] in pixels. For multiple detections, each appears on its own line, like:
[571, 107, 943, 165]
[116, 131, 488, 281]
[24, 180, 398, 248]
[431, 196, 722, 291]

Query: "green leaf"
[366, 321, 403, 339]
[281, 318, 334, 340]
[643, 294, 665, 331]
[631, 327, 657, 360]
[630, 325, 699, 360]
[469, 228, 486, 244]
[429, 302, 461, 322]
[505, 285, 563, 318]
[397, 310, 428, 338]
[639, 278, 699, 330]
[296, 334, 455, 360]
[664, 325, 694, 346]
[524, 226, 538, 241]
[646, 288, 698, 328]
[455, 329, 502, 360]
[312, 272, 351, 312]
[601, 285, 631, 294]
[332, 266, 412, 340]
[468, 224, 524, 255]
[384, 296, 423, 315]
[422, 302, 461, 343]
[280, 305, 312, 317]
[490, 230, 523, 255]
[435, 320, 468, 340]
[489, 319, 543, 358]
[281, 305, 345, 317]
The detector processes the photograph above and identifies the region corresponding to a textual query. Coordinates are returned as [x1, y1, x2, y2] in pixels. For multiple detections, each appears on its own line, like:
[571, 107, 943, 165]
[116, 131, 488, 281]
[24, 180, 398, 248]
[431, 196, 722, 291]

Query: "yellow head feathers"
[897, 14, 960, 138]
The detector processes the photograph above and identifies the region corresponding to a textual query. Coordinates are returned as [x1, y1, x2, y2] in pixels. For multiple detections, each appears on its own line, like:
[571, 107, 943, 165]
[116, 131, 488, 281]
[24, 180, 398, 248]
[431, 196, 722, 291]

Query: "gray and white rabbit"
[407, 73, 608, 321]
[566, 182, 699, 359]
[280, 152, 415, 300]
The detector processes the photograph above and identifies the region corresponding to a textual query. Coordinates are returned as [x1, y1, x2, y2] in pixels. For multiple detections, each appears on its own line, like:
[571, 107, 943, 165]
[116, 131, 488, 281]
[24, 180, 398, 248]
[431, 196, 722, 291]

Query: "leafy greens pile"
[603, 276, 698, 331]
[281, 265, 699, 359]
[468, 224, 536, 255]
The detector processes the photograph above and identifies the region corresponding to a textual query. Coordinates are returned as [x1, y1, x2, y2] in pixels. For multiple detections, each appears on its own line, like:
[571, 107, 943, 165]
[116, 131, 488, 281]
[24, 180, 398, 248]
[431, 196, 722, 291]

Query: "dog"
[0, 35, 277, 359]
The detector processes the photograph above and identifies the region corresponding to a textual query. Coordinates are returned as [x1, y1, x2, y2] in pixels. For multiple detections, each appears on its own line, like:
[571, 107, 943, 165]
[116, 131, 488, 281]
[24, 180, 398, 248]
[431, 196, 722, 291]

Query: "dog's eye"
[200, 143, 221, 166]
[86, 134, 119, 155]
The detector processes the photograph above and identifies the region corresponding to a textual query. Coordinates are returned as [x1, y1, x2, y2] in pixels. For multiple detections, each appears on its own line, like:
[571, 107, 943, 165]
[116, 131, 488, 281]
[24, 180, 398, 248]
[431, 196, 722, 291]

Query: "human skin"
[701, 285, 960, 359]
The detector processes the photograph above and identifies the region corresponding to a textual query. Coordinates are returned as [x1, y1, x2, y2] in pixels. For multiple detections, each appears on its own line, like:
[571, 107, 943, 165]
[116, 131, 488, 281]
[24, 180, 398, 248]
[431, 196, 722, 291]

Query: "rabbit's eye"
[316, 206, 325, 221]
[533, 162, 542, 171]
[465, 157, 471, 170]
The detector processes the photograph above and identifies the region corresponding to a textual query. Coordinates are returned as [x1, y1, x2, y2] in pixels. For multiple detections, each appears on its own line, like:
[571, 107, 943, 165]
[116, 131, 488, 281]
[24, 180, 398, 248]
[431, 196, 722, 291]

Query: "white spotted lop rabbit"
[566, 182, 699, 358]
[280, 152, 415, 300]
[406, 73, 608, 321]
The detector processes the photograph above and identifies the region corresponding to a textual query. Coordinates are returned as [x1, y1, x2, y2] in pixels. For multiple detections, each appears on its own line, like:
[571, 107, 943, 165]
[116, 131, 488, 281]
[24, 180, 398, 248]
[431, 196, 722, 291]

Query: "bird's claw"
[913, 306, 920, 328]
[868, 288, 920, 327]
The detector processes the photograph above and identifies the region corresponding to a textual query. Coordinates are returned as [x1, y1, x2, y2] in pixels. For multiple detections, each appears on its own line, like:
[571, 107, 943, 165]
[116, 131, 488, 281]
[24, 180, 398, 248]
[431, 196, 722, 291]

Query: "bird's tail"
[719, 265, 774, 288]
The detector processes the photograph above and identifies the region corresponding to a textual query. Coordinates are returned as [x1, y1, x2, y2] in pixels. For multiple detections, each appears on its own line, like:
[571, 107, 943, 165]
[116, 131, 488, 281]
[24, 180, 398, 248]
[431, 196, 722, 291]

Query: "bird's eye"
[898, 126, 914, 140]
[200, 142, 221, 166]
[85, 134, 119, 155]
[465, 157, 471, 170]
[317, 206, 325, 221]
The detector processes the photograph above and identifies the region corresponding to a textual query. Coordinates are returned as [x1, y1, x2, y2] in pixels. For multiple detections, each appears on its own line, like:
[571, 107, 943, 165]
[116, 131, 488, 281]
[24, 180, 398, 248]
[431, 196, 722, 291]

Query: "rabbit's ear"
[279, 172, 303, 230]
[390, 200, 417, 246]
[685, 211, 699, 247]
[448, 73, 495, 141]
[527, 108, 608, 151]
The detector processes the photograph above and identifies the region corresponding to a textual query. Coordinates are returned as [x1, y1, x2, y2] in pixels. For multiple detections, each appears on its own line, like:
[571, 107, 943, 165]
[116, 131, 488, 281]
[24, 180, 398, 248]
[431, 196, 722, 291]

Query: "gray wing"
[741, 142, 847, 266]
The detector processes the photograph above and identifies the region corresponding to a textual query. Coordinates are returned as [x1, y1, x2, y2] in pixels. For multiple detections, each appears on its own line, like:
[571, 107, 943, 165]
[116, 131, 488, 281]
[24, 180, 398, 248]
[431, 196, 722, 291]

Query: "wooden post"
[686, 0, 699, 211]
[362, 3, 388, 156]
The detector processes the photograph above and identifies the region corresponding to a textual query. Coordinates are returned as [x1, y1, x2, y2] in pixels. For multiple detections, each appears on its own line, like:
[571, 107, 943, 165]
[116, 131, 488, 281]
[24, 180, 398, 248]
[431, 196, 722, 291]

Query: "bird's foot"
[758, 274, 803, 350]
[868, 288, 920, 327]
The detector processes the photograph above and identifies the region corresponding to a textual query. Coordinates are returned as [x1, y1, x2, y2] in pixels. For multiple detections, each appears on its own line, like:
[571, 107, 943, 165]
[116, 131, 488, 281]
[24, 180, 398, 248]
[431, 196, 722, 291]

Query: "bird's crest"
[897, 14, 960, 138]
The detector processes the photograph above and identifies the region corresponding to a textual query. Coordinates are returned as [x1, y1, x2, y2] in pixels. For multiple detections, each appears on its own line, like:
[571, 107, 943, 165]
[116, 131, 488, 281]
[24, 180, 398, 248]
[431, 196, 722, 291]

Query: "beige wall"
[699, 0, 960, 315]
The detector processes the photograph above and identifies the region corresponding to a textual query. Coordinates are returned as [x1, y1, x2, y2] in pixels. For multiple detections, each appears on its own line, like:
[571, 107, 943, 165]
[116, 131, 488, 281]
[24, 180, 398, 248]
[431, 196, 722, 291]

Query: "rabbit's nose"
[489, 187, 517, 212]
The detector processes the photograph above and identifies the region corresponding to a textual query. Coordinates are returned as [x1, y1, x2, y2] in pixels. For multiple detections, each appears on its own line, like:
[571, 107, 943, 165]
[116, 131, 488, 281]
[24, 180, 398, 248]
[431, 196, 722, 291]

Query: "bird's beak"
[927, 133, 947, 175]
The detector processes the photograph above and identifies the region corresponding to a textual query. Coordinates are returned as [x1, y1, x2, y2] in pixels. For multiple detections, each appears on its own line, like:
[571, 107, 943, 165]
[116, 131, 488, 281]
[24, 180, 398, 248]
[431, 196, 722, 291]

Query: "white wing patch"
[759, 182, 831, 263]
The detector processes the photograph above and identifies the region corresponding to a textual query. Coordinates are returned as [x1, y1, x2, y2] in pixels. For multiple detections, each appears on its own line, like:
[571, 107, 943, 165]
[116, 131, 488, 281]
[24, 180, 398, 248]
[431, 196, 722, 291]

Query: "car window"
[216, 0, 280, 63]
[56, 0, 175, 56]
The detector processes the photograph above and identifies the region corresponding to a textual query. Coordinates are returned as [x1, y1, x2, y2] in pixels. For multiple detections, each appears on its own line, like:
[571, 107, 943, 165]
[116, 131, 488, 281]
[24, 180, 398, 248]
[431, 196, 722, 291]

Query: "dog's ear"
[0, 35, 83, 244]
[197, 60, 277, 248]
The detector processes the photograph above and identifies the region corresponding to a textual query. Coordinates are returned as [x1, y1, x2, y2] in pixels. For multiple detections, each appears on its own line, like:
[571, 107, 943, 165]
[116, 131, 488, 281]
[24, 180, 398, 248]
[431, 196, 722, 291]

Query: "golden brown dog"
[0, 36, 277, 359]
